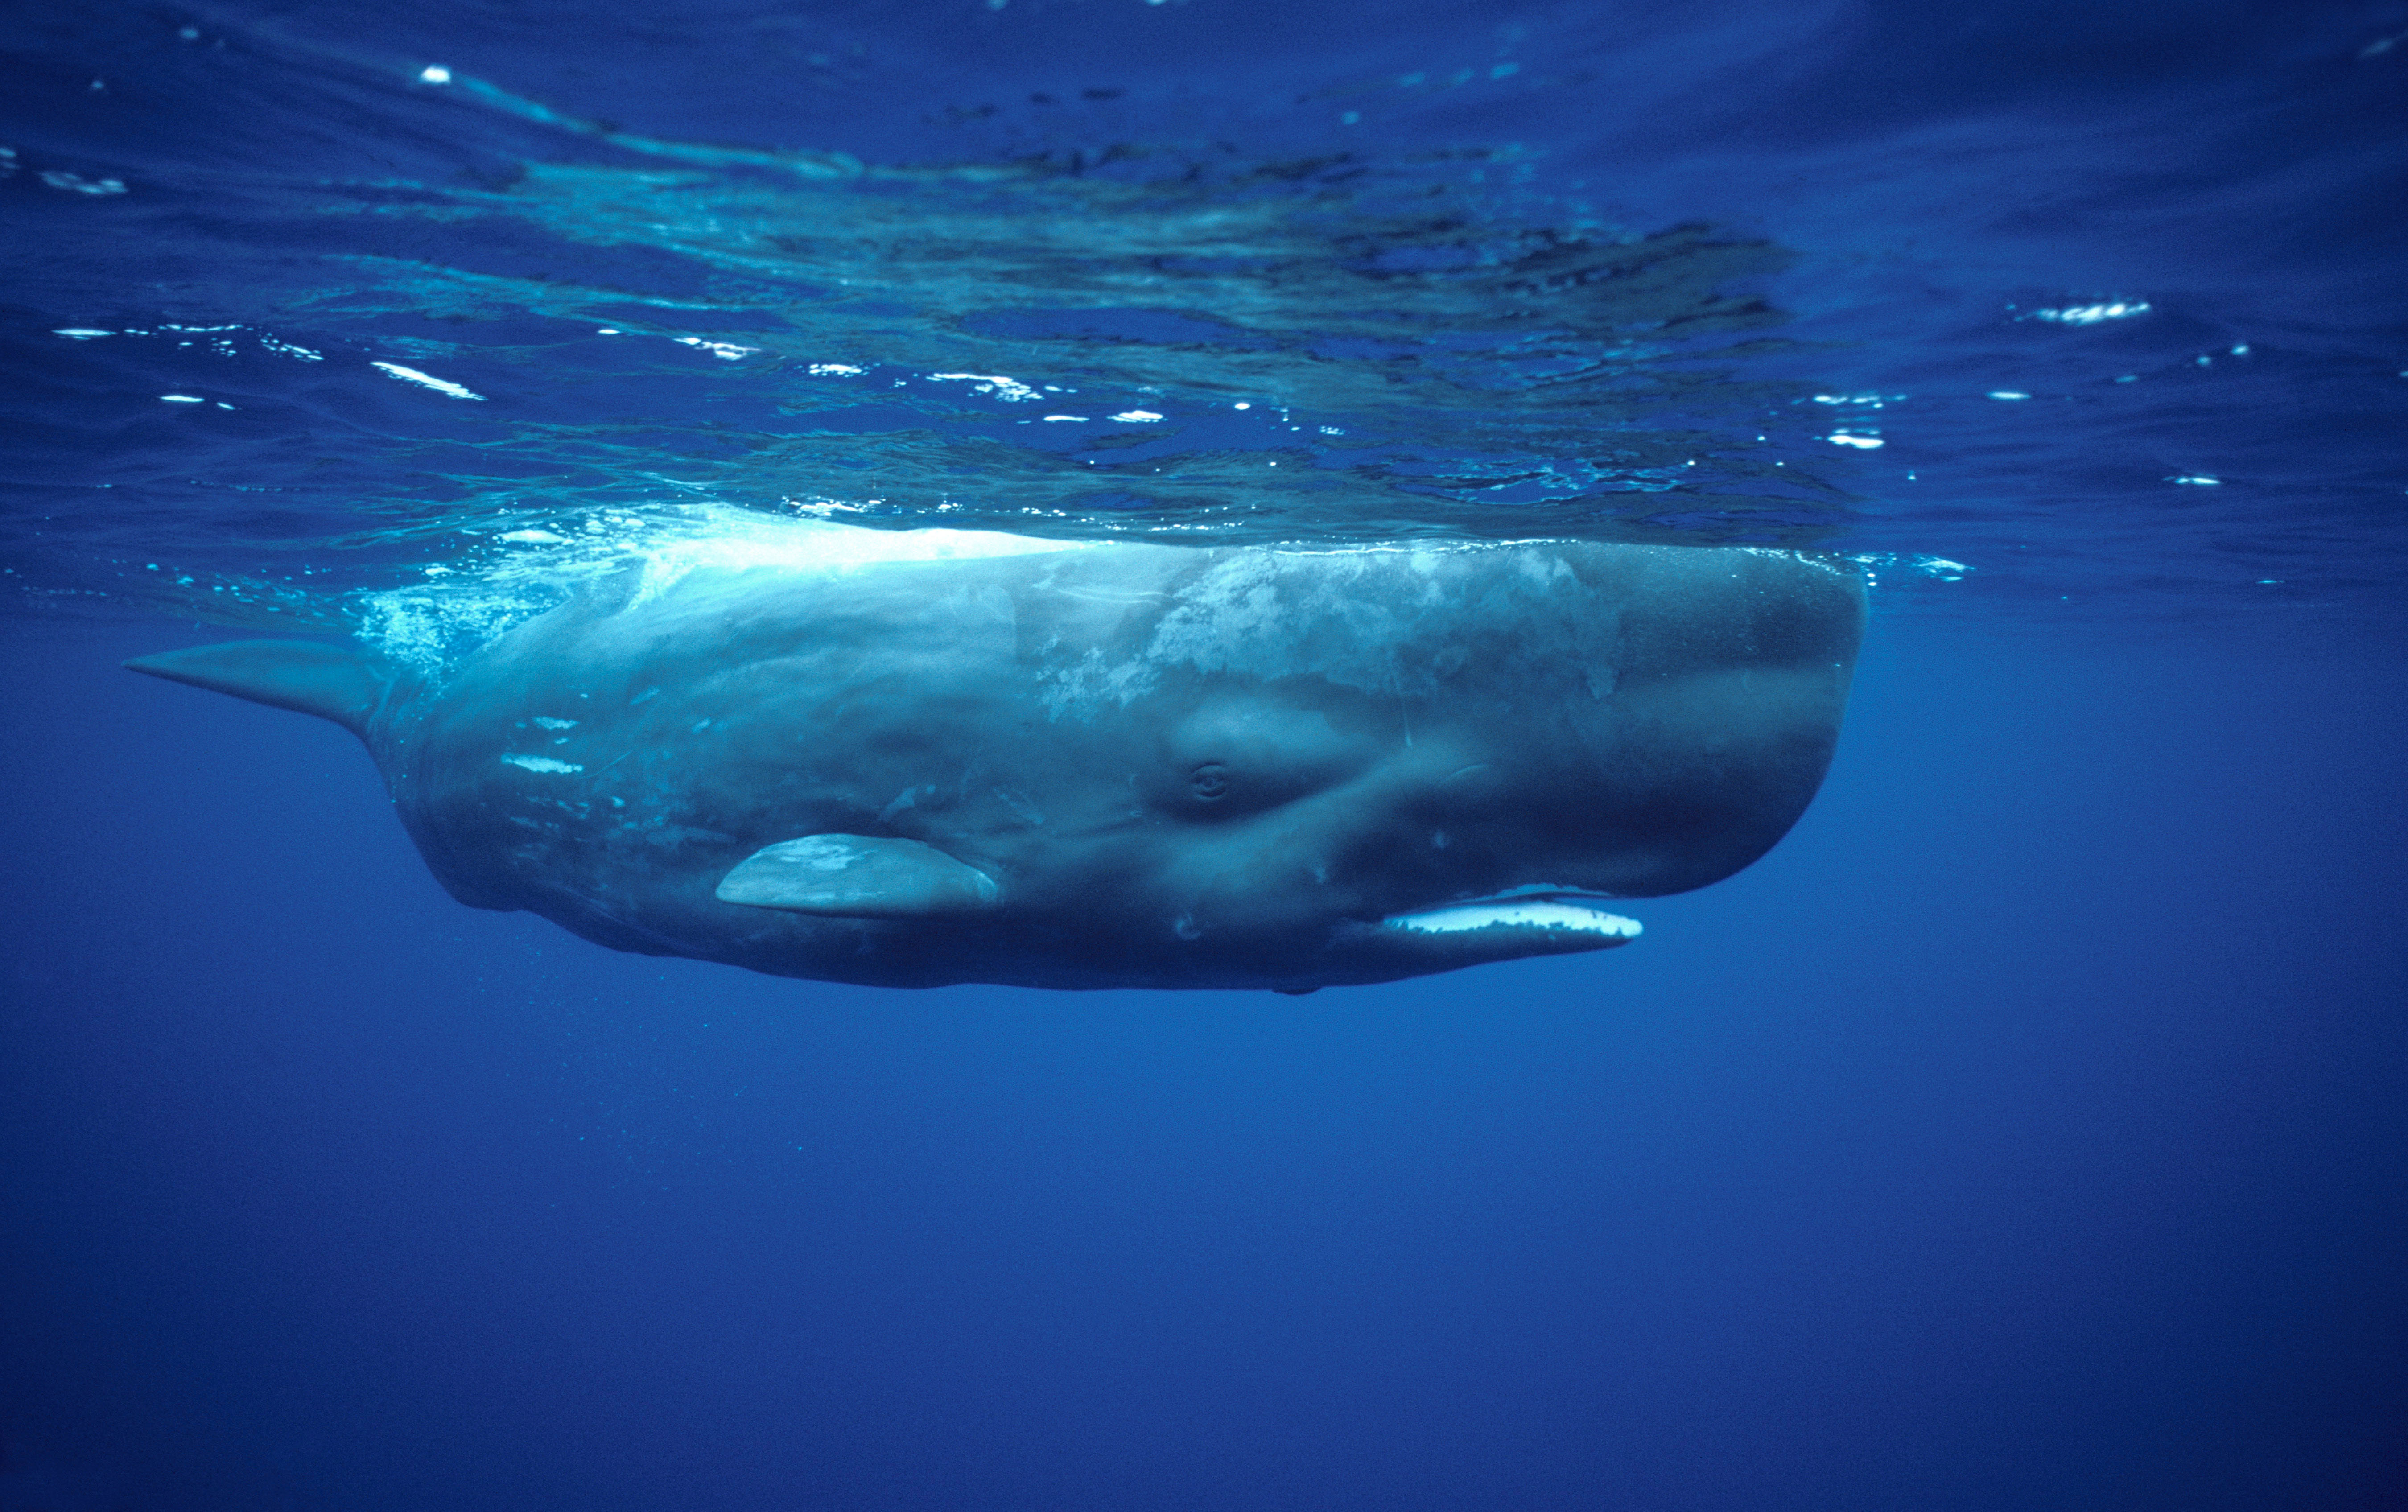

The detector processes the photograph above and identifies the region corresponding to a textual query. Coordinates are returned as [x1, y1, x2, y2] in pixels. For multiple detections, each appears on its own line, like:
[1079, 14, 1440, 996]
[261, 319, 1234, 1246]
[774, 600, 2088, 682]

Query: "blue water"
[3, 1, 2404, 1508]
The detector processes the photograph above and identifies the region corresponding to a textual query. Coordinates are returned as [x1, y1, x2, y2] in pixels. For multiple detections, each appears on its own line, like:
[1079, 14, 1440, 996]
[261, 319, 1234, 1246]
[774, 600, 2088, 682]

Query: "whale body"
[127, 527, 1864, 992]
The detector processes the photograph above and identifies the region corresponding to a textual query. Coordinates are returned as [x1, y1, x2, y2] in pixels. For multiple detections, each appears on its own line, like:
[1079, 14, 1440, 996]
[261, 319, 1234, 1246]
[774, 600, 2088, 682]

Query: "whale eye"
[1189, 763, 1231, 802]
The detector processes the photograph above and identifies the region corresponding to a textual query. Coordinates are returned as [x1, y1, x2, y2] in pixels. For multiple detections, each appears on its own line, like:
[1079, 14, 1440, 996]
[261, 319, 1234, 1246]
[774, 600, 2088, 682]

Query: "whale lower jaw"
[1380, 890, 1643, 943]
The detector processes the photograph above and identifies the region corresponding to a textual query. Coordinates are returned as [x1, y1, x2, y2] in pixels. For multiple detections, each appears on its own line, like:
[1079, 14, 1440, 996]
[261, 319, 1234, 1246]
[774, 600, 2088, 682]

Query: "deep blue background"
[6, 0, 2408, 1507]
[7, 610, 2405, 1510]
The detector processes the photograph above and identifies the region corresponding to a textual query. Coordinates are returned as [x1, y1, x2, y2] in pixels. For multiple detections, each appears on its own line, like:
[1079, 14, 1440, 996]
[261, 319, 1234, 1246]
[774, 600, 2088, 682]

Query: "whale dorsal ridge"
[717, 835, 1003, 917]
[124, 640, 386, 736]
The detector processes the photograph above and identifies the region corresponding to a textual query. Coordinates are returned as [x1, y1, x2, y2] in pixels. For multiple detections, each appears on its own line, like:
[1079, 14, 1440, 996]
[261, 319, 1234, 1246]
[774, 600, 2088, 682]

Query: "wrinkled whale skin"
[128, 531, 1864, 991]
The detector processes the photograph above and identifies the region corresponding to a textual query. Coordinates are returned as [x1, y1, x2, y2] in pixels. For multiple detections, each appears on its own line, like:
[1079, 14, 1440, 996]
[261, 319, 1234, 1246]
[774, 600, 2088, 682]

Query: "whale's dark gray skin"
[127, 528, 1864, 992]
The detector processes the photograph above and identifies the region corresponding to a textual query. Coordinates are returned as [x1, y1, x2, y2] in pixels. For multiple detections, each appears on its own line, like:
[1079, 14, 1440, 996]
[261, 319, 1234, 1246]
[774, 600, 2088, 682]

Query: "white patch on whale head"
[501, 754, 584, 774]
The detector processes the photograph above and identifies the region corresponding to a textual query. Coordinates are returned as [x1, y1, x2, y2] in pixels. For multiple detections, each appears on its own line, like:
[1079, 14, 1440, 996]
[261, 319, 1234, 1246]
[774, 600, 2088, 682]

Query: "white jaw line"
[1381, 889, 1642, 940]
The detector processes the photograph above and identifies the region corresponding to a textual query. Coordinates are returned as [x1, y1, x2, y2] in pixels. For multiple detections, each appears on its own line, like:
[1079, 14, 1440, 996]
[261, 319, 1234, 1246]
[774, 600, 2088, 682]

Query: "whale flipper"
[124, 640, 386, 736]
[716, 835, 1003, 917]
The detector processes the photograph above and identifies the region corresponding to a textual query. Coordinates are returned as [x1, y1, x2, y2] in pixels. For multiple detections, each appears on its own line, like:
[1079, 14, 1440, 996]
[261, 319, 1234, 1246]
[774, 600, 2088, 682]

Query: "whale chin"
[1381, 890, 1644, 944]
[1291, 888, 1643, 986]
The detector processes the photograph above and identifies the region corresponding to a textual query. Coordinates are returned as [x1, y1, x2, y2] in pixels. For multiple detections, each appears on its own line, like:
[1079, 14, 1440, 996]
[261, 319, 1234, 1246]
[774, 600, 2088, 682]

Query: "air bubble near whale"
[127, 526, 1864, 992]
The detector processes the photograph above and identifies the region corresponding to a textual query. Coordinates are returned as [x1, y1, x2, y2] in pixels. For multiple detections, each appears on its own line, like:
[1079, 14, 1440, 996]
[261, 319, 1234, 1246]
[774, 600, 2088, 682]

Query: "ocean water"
[3, 0, 2405, 1507]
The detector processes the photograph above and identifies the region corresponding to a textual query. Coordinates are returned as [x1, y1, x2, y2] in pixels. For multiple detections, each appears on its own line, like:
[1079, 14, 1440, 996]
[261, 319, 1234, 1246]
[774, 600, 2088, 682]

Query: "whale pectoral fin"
[124, 640, 386, 736]
[716, 835, 1002, 917]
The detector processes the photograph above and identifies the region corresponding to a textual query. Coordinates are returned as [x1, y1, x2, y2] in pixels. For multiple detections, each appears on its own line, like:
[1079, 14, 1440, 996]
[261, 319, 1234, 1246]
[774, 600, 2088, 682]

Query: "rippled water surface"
[6, 0, 2402, 647]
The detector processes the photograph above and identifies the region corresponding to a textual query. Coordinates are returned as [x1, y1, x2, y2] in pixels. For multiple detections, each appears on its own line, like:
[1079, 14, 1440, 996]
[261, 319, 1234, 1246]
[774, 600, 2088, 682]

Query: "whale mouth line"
[1380, 889, 1643, 941]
